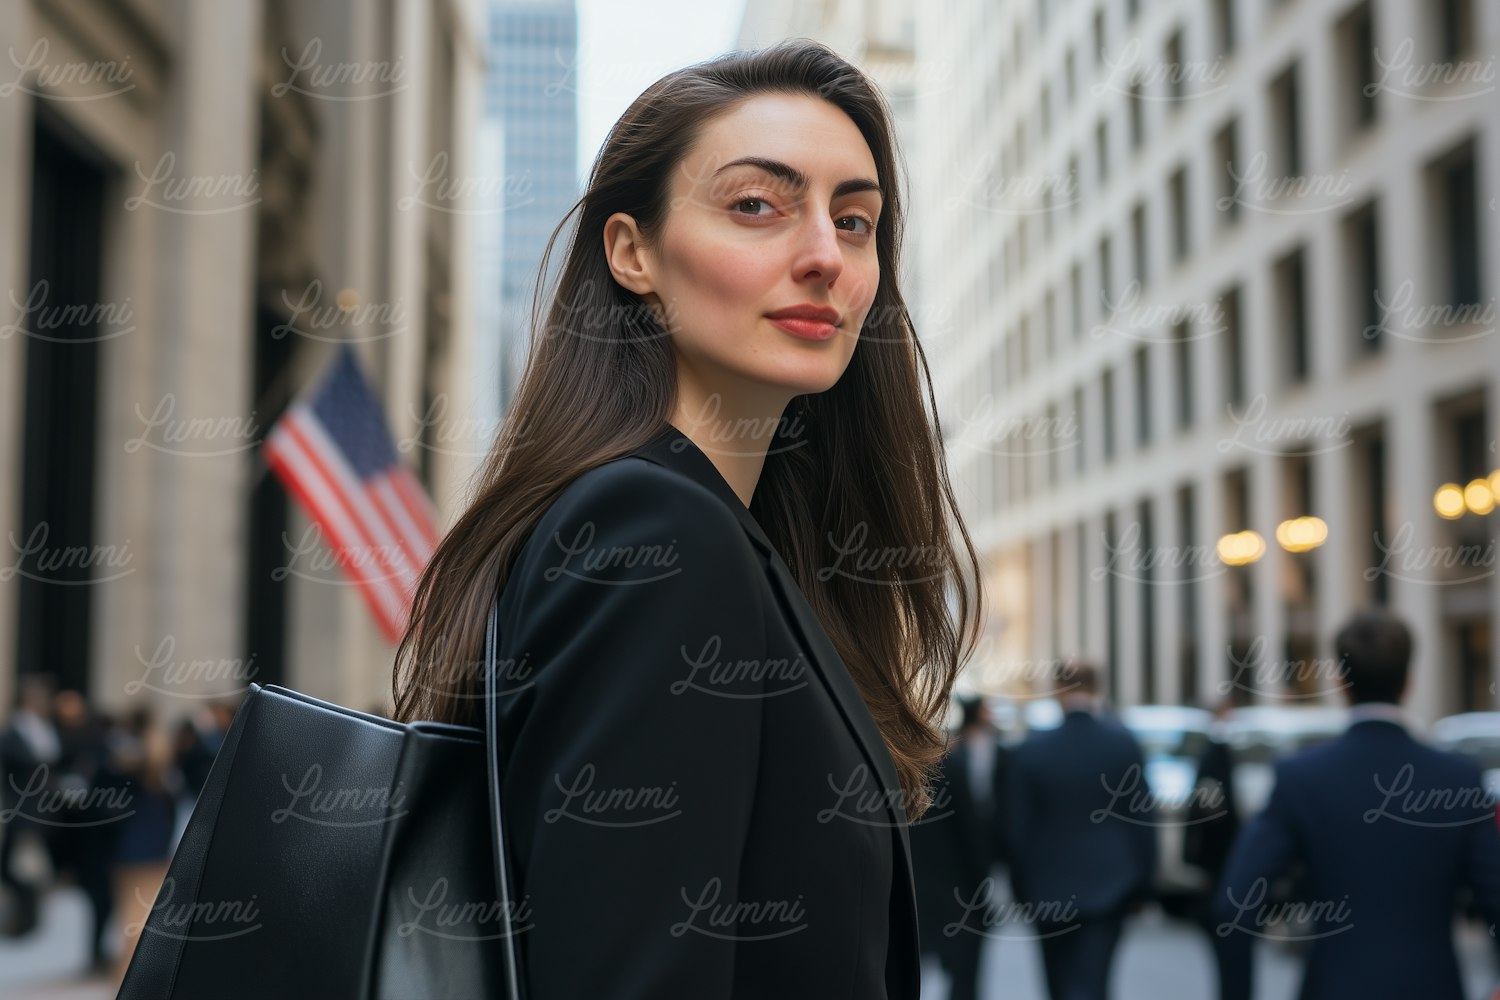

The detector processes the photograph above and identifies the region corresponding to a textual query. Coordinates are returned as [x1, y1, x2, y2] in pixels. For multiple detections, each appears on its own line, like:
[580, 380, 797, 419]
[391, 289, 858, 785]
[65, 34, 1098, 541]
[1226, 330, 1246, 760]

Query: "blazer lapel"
[627, 423, 919, 920]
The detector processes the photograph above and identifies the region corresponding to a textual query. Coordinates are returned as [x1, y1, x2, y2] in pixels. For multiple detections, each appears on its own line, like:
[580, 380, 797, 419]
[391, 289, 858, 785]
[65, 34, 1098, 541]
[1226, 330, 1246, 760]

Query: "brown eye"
[733, 198, 773, 216]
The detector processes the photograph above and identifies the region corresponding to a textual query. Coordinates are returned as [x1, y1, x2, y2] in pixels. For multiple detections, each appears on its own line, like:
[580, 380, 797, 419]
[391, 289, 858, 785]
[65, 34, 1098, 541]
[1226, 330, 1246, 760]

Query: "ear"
[603, 211, 658, 298]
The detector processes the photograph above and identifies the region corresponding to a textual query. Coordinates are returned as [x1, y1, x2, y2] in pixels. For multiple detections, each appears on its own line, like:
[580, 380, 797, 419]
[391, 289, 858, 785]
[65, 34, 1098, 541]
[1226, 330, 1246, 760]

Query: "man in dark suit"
[1214, 608, 1500, 1000]
[910, 695, 1009, 1000]
[1005, 657, 1157, 1000]
[0, 673, 61, 938]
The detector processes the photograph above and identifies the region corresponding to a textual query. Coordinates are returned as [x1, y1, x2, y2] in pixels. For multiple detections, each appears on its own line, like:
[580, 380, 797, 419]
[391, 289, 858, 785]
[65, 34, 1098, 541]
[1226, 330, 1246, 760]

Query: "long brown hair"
[391, 38, 984, 822]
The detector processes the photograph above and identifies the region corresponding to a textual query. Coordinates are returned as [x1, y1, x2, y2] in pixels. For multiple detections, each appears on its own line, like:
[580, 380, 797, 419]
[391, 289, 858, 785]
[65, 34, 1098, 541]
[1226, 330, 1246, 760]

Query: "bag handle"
[485, 599, 524, 999]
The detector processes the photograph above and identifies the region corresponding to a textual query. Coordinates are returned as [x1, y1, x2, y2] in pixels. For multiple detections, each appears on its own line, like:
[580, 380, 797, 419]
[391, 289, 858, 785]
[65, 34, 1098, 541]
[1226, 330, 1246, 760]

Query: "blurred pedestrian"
[910, 694, 1009, 1000]
[49, 689, 120, 974]
[1004, 657, 1156, 1000]
[0, 672, 61, 937]
[1185, 695, 1242, 997]
[1214, 608, 1500, 1000]
[106, 705, 180, 988]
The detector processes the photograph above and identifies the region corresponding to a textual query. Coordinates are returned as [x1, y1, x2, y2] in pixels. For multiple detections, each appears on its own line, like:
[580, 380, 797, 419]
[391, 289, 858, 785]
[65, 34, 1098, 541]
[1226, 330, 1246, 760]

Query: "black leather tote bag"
[116, 602, 525, 999]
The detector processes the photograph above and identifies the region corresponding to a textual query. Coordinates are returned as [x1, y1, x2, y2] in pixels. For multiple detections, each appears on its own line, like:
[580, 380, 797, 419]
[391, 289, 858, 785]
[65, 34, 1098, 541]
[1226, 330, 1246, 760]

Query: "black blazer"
[1003, 709, 1157, 920]
[1214, 718, 1500, 1000]
[491, 421, 920, 999]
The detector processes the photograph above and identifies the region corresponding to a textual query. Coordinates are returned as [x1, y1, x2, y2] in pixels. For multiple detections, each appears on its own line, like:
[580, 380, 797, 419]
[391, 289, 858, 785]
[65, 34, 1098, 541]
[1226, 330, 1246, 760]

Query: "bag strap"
[485, 599, 524, 999]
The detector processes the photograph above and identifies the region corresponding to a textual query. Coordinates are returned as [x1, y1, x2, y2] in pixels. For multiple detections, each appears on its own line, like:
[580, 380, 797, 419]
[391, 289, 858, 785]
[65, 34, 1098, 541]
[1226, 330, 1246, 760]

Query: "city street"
[927, 884, 1500, 1000]
[0, 888, 114, 1000]
[4, 882, 1497, 999]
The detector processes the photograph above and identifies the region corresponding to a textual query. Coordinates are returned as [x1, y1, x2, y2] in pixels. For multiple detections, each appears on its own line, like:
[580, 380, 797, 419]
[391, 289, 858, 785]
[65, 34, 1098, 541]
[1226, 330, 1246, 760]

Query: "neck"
[668, 390, 795, 508]
[1058, 693, 1097, 714]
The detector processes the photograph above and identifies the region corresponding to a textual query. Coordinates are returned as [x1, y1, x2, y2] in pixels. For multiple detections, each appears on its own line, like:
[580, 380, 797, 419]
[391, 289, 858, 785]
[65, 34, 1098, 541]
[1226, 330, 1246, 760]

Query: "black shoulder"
[510, 456, 758, 592]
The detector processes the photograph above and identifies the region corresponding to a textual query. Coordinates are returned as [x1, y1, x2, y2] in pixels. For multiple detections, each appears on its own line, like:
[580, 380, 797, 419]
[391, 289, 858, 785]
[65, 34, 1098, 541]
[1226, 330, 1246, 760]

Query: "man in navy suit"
[910, 695, 1009, 1000]
[1214, 608, 1500, 1000]
[1005, 658, 1157, 1000]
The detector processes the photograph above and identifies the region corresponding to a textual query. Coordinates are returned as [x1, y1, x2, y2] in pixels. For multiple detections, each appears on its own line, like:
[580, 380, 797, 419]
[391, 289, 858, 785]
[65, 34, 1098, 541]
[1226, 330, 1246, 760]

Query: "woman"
[393, 39, 983, 998]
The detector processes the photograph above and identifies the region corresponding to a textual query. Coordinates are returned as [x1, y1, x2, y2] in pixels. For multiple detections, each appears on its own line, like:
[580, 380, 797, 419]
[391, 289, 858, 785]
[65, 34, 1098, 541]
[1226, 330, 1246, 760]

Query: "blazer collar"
[630, 421, 776, 555]
[628, 420, 919, 989]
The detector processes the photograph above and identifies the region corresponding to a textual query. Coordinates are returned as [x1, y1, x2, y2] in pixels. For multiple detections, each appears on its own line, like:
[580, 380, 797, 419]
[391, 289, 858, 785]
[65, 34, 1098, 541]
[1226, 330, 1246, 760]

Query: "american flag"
[262, 343, 439, 643]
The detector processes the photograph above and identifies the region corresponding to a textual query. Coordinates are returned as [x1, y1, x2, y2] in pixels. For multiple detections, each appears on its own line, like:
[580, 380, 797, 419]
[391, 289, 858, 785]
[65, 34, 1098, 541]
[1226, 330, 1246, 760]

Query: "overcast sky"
[575, 0, 749, 187]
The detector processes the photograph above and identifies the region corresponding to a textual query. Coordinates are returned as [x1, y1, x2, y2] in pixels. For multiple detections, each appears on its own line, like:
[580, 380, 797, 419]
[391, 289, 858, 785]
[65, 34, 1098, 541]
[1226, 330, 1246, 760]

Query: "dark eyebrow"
[712, 156, 883, 201]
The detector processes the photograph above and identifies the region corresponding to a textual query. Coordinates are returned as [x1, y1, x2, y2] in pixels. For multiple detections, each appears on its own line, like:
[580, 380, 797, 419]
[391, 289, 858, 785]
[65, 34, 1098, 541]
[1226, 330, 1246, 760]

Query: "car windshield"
[1441, 736, 1500, 771]
[1128, 726, 1210, 760]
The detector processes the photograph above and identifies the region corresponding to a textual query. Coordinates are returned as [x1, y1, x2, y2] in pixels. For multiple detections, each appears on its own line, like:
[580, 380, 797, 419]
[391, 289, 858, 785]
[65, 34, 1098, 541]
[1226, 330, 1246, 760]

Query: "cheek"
[667, 230, 777, 317]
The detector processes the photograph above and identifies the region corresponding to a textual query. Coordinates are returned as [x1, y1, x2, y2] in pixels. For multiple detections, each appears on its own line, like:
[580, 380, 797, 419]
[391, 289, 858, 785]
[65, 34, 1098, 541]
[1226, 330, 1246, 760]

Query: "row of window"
[972, 131, 1483, 408]
[975, 0, 1486, 314]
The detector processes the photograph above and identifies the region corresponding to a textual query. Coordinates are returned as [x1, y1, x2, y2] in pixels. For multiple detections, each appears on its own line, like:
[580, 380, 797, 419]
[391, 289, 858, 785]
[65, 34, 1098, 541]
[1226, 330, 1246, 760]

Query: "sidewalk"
[0, 887, 116, 1000]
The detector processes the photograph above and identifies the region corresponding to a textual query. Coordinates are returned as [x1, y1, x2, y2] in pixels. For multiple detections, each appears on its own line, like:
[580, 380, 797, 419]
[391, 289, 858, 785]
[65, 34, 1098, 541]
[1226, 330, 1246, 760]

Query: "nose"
[792, 214, 844, 287]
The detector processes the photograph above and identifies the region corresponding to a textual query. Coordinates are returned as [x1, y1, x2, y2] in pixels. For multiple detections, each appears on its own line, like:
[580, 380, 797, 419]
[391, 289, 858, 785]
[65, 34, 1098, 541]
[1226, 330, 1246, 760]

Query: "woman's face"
[606, 92, 884, 413]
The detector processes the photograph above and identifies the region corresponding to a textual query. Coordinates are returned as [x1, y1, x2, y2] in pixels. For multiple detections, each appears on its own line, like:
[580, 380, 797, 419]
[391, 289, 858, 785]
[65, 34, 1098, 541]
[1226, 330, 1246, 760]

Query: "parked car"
[1219, 705, 1347, 817]
[1430, 712, 1500, 816]
[982, 694, 1063, 745]
[1118, 705, 1217, 903]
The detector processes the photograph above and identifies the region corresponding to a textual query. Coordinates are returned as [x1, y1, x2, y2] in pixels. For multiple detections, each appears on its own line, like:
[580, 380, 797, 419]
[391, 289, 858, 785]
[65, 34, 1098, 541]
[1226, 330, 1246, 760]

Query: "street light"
[1217, 529, 1266, 566]
[1434, 483, 1466, 520]
[1464, 478, 1496, 516]
[1276, 515, 1328, 552]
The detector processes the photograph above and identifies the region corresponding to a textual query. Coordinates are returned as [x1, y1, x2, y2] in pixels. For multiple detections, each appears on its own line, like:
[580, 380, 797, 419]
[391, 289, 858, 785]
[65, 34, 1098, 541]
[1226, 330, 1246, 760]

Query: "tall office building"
[487, 0, 581, 406]
[917, 0, 1499, 721]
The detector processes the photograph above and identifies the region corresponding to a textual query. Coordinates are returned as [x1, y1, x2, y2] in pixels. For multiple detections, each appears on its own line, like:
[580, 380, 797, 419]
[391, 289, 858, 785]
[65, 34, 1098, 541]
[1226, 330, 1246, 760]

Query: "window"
[1067, 154, 1081, 218]
[1128, 78, 1146, 150]
[1065, 47, 1076, 105]
[1168, 165, 1190, 262]
[1215, 0, 1236, 57]
[1076, 519, 1089, 648]
[1176, 484, 1199, 704]
[1428, 139, 1483, 307]
[1044, 290, 1058, 361]
[1073, 385, 1087, 473]
[1133, 345, 1151, 448]
[1093, 9, 1106, 69]
[1098, 234, 1114, 311]
[1070, 262, 1085, 337]
[1342, 200, 1381, 355]
[1440, 0, 1474, 61]
[1102, 368, 1117, 461]
[1213, 118, 1240, 224]
[1275, 246, 1310, 383]
[1046, 402, 1060, 487]
[1095, 119, 1109, 190]
[1164, 30, 1186, 105]
[1130, 200, 1149, 290]
[1338, 2, 1378, 131]
[1360, 429, 1388, 604]
[1139, 497, 1157, 703]
[1173, 321, 1194, 430]
[1040, 83, 1052, 139]
[1270, 62, 1302, 176]
[1222, 286, 1244, 408]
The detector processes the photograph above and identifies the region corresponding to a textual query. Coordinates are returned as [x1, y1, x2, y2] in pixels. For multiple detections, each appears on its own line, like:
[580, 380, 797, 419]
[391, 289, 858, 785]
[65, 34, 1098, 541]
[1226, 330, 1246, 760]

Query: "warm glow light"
[336, 288, 361, 312]
[1217, 530, 1266, 566]
[1465, 479, 1496, 516]
[1489, 468, 1500, 499]
[1276, 515, 1329, 553]
[1434, 483, 1467, 520]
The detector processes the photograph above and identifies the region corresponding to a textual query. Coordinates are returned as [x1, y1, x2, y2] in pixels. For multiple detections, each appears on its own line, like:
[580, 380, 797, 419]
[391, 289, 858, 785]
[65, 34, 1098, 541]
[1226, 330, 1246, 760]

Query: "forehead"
[682, 92, 880, 190]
